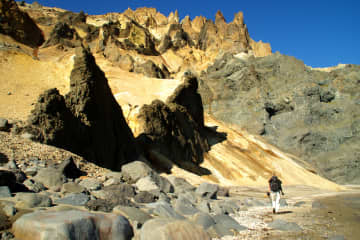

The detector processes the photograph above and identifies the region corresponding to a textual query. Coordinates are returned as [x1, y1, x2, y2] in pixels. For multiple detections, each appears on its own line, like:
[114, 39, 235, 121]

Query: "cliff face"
[199, 52, 360, 184]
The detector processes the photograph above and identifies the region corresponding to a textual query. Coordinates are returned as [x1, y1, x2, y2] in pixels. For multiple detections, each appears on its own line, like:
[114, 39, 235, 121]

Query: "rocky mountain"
[0, 0, 356, 187]
[199, 52, 360, 184]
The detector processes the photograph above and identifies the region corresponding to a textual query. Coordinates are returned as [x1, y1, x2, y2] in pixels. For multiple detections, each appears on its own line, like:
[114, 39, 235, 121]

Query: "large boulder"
[199, 52, 360, 184]
[27, 47, 140, 170]
[12, 210, 134, 240]
[140, 218, 210, 240]
[0, 0, 44, 47]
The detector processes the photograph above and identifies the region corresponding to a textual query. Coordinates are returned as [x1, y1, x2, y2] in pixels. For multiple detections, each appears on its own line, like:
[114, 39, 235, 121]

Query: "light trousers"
[270, 191, 281, 212]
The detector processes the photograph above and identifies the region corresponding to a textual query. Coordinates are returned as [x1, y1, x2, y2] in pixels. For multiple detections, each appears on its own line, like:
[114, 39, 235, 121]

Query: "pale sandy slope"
[0, 47, 342, 191]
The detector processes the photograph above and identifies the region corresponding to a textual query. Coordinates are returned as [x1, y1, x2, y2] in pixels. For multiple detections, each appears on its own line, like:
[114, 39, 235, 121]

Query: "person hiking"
[268, 174, 284, 214]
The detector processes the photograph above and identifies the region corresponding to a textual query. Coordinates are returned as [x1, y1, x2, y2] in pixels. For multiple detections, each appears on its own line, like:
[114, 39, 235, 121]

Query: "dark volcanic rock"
[27, 47, 140, 170]
[137, 74, 209, 173]
[199, 52, 360, 184]
[0, 0, 44, 47]
[43, 22, 81, 48]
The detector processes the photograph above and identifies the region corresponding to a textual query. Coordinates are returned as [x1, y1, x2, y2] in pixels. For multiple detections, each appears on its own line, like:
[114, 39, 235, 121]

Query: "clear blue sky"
[26, 0, 359, 67]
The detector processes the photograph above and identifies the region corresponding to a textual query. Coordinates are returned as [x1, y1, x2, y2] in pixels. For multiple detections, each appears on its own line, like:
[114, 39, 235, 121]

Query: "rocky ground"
[0, 130, 359, 240]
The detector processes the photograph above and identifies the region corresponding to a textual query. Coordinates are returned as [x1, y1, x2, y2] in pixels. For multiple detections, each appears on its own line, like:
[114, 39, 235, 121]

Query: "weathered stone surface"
[199, 53, 360, 184]
[121, 161, 155, 184]
[210, 199, 241, 215]
[137, 75, 209, 173]
[167, 176, 195, 193]
[0, 169, 28, 193]
[57, 156, 84, 179]
[27, 47, 140, 170]
[33, 167, 66, 188]
[113, 206, 152, 226]
[79, 178, 102, 191]
[54, 193, 90, 206]
[0, 0, 44, 47]
[13, 210, 134, 240]
[0, 186, 11, 198]
[85, 199, 114, 212]
[134, 60, 169, 79]
[61, 182, 86, 194]
[212, 214, 247, 236]
[174, 195, 199, 216]
[136, 175, 174, 193]
[90, 184, 136, 208]
[134, 191, 157, 203]
[267, 219, 302, 232]
[0, 118, 10, 132]
[23, 179, 46, 193]
[191, 212, 216, 230]
[146, 201, 185, 220]
[195, 182, 218, 199]
[15, 193, 52, 208]
[140, 218, 210, 240]
[43, 22, 81, 48]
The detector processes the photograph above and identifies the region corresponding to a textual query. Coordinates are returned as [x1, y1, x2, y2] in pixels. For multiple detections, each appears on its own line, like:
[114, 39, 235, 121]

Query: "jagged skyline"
[24, 0, 359, 67]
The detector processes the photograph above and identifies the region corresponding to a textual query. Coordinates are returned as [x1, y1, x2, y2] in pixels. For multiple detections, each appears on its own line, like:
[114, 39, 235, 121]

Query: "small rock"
[174, 195, 199, 216]
[33, 167, 66, 188]
[113, 205, 152, 227]
[0, 186, 12, 198]
[2, 203, 16, 217]
[58, 156, 84, 179]
[121, 161, 154, 184]
[24, 166, 38, 176]
[212, 214, 247, 237]
[85, 199, 115, 212]
[103, 177, 122, 187]
[1, 231, 14, 240]
[79, 178, 102, 191]
[146, 200, 185, 220]
[167, 176, 196, 193]
[61, 182, 86, 194]
[217, 186, 230, 197]
[134, 191, 157, 203]
[197, 200, 211, 213]
[54, 193, 90, 206]
[195, 182, 219, 199]
[294, 201, 306, 207]
[0, 118, 9, 131]
[15, 192, 52, 208]
[191, 212, 216, 230]
[5, 160, 17, 170]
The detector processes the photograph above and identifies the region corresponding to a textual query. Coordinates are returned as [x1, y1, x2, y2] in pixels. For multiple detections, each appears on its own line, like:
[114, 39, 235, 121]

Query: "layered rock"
[136, 74, 209, 173]
[26, 46, 139, 170]
[199, 52, 360, 184]
[0, 0, 44, 47]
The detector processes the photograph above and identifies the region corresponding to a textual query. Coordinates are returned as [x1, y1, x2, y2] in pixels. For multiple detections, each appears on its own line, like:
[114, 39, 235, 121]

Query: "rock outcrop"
[0, 0, 44, 47]
[199, 52, 360, 184]
[26, 46, 140, 170]
[137, 74, 209, 173]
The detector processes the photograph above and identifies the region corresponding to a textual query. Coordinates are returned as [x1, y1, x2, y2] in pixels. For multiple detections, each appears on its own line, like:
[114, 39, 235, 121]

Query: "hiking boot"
[273, 208, 275, 214]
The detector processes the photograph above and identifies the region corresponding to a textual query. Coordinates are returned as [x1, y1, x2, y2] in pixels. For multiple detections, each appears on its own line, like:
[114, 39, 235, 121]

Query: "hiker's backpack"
[270, 176, 281, 192]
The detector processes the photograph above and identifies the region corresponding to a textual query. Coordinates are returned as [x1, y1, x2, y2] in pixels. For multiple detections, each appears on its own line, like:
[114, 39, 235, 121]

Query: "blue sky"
[26, 0, 359, 67]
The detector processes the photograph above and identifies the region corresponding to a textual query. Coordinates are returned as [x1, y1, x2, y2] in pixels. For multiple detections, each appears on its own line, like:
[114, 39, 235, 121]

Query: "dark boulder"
[0, 0, 44, 47]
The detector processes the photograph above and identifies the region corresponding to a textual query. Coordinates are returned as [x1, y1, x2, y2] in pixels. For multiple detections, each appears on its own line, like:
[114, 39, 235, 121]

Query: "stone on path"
[212, 214, 247, 237]
[79, 178, 102, 191]
[33, 167, 66, 188]
[140, 218, 210, 240]
[267, 219, 303, 232]
[13, 210, 134, 240]
[121, 161, 154, 184]
[113, 206, 152, 226]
